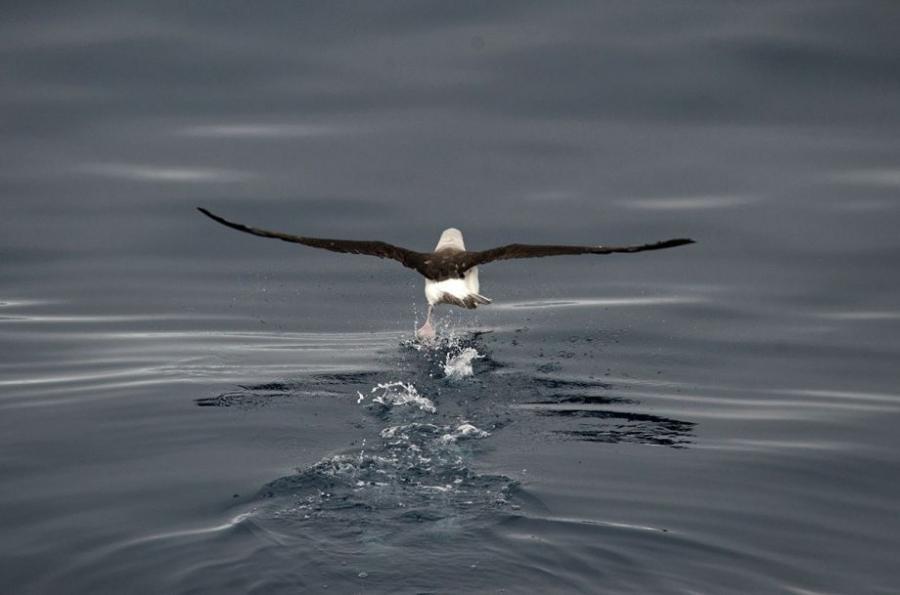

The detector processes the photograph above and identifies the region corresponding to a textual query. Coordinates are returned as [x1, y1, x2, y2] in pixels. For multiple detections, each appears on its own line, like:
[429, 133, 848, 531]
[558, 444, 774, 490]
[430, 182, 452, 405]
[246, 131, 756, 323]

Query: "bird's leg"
[416, 305, 436, 341]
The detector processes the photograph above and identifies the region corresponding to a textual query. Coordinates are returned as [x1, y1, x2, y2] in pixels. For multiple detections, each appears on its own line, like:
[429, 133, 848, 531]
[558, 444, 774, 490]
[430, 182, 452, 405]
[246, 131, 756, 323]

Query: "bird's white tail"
[455, 293, 491, 309]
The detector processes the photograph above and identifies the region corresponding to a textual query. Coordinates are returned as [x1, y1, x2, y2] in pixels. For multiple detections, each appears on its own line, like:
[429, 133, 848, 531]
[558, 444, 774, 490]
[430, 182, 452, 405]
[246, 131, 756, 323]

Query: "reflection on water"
[4, 0, 900, 592]
[163, 334, 697, 590]
[4, 294, 900, 594]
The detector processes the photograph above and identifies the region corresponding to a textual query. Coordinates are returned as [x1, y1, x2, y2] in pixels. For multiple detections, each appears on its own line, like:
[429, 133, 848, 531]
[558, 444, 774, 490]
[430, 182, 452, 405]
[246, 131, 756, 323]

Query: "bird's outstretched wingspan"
[197, 208, 429, 274]
[457, 238, 695, 272]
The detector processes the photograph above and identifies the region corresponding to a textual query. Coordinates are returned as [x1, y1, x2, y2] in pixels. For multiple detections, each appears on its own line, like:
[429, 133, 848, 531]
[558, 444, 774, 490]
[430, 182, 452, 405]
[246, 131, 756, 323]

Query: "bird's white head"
[435, 228, 465, 251]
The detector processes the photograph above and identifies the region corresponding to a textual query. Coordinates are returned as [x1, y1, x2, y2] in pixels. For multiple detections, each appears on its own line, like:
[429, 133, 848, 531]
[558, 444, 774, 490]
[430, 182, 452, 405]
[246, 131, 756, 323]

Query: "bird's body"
[196, 208, 695, 339]
[423, 228, 490, 312]
[425, 275, 478, 306]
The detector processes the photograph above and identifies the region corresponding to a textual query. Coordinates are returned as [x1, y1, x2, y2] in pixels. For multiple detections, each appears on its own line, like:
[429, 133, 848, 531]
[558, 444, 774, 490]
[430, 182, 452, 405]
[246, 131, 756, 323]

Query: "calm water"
[3, 2, 900, 593]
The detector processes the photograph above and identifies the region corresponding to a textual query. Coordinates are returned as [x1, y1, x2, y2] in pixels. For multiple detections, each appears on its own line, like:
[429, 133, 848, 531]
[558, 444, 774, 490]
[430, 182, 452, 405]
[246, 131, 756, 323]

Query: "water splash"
[358, 381, 436, 413]
[255, 393, 509, 525]
[438, 422, 490, 444]
[443, 347, 483, 380]
[250, 338, 519, 528]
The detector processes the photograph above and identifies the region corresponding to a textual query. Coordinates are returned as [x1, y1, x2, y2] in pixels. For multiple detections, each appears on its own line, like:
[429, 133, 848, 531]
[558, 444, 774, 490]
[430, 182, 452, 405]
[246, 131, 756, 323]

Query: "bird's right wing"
[197, 208, 429, 274]
[457, 238, 695, 271]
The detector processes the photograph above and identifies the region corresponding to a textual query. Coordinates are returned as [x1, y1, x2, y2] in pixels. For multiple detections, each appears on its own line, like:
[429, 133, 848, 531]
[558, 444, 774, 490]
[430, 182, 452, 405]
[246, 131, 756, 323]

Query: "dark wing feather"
[197, 208, 428, 274]
[457, 238, 695, 271]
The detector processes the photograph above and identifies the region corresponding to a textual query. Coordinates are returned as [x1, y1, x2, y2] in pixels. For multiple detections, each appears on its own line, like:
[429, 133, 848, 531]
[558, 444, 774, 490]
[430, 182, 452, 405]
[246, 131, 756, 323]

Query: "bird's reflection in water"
[519, 376, 695, 448]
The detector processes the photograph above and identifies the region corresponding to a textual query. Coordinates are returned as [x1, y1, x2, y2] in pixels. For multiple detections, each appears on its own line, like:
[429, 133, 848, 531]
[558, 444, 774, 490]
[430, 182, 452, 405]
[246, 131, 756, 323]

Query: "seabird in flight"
[197, 208, 694, 339]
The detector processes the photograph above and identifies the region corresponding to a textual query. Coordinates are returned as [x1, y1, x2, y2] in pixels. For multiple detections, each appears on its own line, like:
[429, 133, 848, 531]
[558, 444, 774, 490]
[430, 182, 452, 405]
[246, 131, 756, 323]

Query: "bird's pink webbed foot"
[416, 306, 436, 342]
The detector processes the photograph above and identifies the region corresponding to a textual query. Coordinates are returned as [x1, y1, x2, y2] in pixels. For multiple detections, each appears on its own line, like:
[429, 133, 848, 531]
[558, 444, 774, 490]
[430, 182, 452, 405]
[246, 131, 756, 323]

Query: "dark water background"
[3, 2, 900, 593]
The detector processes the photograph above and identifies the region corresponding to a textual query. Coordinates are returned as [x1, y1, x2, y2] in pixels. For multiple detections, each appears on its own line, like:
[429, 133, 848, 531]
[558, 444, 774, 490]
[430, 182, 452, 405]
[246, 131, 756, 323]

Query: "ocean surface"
[2, 2, 900, 593]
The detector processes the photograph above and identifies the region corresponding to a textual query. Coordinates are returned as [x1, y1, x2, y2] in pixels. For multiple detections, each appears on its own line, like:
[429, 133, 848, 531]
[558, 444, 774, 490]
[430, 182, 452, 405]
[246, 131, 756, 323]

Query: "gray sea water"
[3, 2, 900, 593]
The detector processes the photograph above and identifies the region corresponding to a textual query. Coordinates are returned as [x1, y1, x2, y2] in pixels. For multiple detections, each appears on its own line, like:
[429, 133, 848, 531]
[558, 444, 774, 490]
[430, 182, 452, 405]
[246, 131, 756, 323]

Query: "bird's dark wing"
[197, 208, 429, 274]
[457, 238, 695, 271]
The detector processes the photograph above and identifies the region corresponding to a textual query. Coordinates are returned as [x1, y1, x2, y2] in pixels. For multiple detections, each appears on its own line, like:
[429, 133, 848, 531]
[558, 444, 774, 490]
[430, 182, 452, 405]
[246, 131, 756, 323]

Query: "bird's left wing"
[456, 238, 695, 272]
[197, 208, 429, 274]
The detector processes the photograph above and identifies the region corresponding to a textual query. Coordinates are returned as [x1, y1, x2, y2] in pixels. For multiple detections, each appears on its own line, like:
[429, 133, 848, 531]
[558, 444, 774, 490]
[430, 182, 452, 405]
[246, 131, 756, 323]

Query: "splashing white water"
[380, 421, 489, 445]
[358, 381, 436, 413]
[439, 422, 490, 444]
[443, 347, 483, 379]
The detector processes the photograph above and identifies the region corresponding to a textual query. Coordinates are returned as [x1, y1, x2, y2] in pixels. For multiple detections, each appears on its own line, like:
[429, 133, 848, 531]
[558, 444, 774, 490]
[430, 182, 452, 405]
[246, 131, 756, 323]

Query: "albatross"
[197, 208, 694, 339]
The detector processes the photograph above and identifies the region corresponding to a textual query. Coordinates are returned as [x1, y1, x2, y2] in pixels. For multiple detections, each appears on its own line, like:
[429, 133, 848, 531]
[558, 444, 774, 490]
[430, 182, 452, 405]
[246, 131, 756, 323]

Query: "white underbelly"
[424, 267, 482, 305]
[425, 278, 468, 305]
[425, 268, 479, 306]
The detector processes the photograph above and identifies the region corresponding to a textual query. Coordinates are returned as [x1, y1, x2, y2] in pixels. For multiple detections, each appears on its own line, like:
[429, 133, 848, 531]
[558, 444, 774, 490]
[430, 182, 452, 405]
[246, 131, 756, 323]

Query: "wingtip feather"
[197, 207, 226, 225]
[666, 238, 695, 247]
